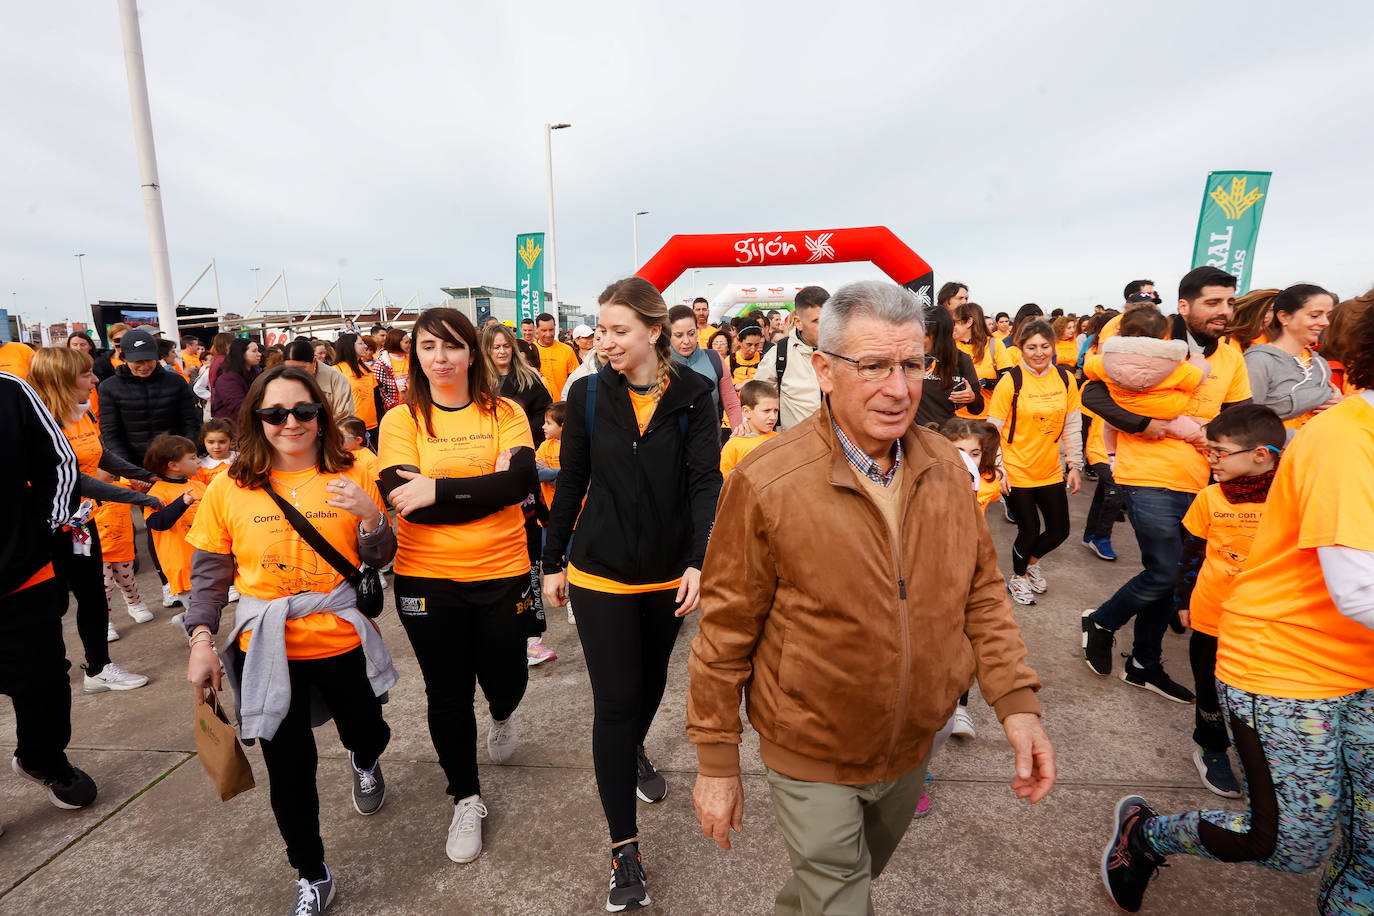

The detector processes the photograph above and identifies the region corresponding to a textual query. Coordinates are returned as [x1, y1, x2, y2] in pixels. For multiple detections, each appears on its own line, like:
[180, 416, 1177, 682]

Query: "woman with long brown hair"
[541, 277, 723, 911]
[1224, 288, 1279, 353]
[952, 302, 1012, 419]
[28, 348, 157, 689]
[185, 365, 396, 915]
[378, 308, 537, 866]
[372, 327, 410, 411]
[333, 332, 381, 446]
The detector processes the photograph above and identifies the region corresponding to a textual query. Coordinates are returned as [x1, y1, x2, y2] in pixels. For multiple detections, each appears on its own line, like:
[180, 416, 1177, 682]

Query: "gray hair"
[816, 281, 924, 351]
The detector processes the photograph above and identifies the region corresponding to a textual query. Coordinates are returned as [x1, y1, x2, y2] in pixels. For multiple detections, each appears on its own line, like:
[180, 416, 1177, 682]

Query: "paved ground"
[0, 486, 1317, 915]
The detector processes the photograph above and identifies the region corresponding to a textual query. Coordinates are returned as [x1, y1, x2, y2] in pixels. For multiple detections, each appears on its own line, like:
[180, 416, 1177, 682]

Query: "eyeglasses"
[255, 403, 325, 426]
[1204, 445, 1282, 462]
[822, 351, 935, 380]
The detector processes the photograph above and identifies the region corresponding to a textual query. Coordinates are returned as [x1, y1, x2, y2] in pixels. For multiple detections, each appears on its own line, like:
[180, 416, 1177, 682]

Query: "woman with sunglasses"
[184, 365, 396, 916]
[1243, 283, 1342, 432]
[377, 308, 537, 866]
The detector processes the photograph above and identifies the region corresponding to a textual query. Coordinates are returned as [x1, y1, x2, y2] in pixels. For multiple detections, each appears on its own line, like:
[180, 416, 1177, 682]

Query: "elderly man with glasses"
[688, 280, 1055, 915]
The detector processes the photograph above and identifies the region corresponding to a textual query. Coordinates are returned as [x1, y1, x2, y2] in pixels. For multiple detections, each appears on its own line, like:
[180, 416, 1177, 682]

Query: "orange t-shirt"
[535, 341, 582, 400]
[720, 431, 775, 477]
[1083, 354, 1203, 419]
[1099, 314, 1124, 343]
[0, 342, 34, 379]
[340, 363, 379, 429]
[349, 446, 380, 488]
[378, 398, 533, 582]
[92, 479, 137, 564]
[955, 339, 1013, 420]
[145, 478, 206, 594]
[1216, 394, 1374, 698]
[1181, 484, 1267, 637]
[535, 437, 561, 508]
[976, 474, 1001, 512]
[627, 387, 659, 434]
[62, 411, 103, 478]
[1083, 406, 1109, 467]
[1114, 341, 1251, 494]
[1055, 339, 1079, 366]
[383, 351, 410, 395]
[197, 456, 234, 486]
[697, 326, 716, 351]
[188, 464, 383, 660]
[987, 367, 1081, 487]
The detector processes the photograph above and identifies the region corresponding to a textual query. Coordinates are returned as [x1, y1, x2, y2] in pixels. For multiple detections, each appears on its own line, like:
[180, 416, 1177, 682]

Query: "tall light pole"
[633, 210, 649, 271]
[117, 0, 177, 340]
[75, 254, 89, 315]
[250, 266, 260, 304]
[375, 278, 386, 323]
[544, 122, 571, 321]
[692, 268, 704, 301]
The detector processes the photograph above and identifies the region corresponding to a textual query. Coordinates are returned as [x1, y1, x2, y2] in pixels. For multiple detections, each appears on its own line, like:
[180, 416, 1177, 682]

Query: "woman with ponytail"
[542, 277, 723, 912]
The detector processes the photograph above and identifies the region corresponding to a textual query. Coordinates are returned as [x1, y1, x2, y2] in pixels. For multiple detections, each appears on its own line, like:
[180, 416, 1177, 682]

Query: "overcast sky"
[4, 0, 1372, 326]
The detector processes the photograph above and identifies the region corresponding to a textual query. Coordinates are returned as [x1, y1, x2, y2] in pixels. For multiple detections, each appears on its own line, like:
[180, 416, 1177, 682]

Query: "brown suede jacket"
[687, 403, 1042, 784]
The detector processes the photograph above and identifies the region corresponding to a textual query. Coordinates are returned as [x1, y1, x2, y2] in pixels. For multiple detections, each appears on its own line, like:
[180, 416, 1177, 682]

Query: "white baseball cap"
[572, 324, 594, 338]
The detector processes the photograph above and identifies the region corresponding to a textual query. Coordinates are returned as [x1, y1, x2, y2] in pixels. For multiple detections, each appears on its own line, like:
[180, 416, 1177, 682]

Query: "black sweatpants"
[49, 528, 111, 673]
[233, 647, 390, 882]
[394, 573, 529, 801]
[1006, 483, 1071, 576]
[568, 584, 683, 844]
[1083, 461, 1124, 541]
[0, 578, 74, 777]
[1189, 631, 1230, 754]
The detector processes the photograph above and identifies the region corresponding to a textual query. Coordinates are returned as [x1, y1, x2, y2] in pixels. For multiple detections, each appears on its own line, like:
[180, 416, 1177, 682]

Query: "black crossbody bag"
[264, 485, 386, 619]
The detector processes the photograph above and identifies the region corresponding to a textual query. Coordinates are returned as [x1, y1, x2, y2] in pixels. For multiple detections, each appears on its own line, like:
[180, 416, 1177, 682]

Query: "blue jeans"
[1090, 485, 1195, 667]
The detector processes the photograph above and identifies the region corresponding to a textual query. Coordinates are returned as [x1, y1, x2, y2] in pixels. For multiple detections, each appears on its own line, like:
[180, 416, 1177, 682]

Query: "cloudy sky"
[5, 0, 1372, 327]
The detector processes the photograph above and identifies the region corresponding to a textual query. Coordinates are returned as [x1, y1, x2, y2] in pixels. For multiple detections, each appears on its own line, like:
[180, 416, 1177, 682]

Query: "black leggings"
[568, 584, 683, 845]
[233, 647, 390, 882]
[49, 528, 111, 673]
[395, 573, 529, 801]
[1189, 631, 1229, 754]
[1083, 461, 1123, 540]
[1006, 483, 1070, 576]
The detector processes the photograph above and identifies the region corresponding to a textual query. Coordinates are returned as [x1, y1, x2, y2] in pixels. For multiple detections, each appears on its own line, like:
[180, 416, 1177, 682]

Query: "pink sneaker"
[914, 789, 931, 819]
[526, 640, 557, 667]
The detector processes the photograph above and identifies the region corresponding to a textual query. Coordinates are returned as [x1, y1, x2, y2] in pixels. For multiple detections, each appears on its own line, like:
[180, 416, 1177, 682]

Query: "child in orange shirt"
[718, 381, 778, 477]
[143, 434, 206, 616]
[197, 418, 237, 485]
[91, 474, 152, 625]
[535, 402, 569, 627]
[1173, 405, 1284, 799]
[339, 415, 381, 486]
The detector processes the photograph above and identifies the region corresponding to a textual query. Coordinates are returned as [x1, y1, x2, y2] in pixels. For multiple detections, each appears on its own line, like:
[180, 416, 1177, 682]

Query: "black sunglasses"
[255, 403, 325, 426]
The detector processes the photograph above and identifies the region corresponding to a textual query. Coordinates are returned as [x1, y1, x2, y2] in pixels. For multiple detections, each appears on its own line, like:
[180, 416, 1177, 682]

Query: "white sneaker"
[160, 583, 180, 608]
[487, 715, 518, 764]
[226, 586, 240, 604]
[106, 620, 120, 642]
[126, 602, 153, 623]
[83, 662, 149, 693]
[950, 706, 976, 740]
[1007, 576, 1037, 606]
[567, 601, 576, 625]
[170, 612, 185, 629]
[445, 795, 488, 863]
[1025, 563, 1048, 594]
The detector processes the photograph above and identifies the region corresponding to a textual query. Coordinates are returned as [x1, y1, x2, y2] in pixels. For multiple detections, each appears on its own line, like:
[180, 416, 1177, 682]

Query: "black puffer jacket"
[542, 361, 723, 584]
[97, 364, 202, 467]
[499, 373, 553, 447]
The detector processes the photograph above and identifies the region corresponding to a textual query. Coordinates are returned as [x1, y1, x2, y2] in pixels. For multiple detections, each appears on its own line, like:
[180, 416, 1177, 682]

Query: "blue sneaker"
[1085, 536, 1116, 561]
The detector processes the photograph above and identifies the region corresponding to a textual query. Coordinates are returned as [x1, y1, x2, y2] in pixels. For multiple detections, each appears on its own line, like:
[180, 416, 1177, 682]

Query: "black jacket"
[499, 373, 553, 447]
[97, 364, 202, 468]
[915, 349, 984, 427]
[542, 361, 723, 584]
[0, 374, 79, 596]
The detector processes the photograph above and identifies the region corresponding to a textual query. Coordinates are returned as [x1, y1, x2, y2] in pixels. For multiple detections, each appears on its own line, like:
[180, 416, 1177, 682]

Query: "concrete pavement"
[0, 487, 1316, 914]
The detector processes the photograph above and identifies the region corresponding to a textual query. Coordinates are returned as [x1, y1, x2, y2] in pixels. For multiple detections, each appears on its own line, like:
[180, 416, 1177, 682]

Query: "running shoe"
[446, 795, 488, 863]
[914, 789, 931, 819]
[567, 601, 576, 625]
[607, 842, 650, 912]
[1006, 577, 1036, 606]
[487, 715, 518, 764]
[1084, 536, 1117, 562]
[526, 639, 557, 666]
[287, 867, 334, 915]
[11, 755, 97, 810]
[106, 620, 119, 642]
[170, 612, 185, 629]
[1025, 563, 1048, 594]
[1169, 611, 1186, 635]
[161, 582, 180, 608]
[1121, 657, 1194, 704]
[1002, 502, 1016, 524]
[226, 586, 240, 604]
[1081, 610, 1114, 677]
[635, 746, 667, 803]
[1193, 748, 1242, 799]
[1101, 795, 1167, 912]
[349, 752, 385, 815]
[950, 706, 976, 740]
[82, 662, 149, 694]
[126, 601, 154, 623]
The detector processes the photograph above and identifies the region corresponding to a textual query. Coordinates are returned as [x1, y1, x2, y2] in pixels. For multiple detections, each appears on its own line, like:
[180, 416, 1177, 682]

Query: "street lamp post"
[544, 122, 571, 322]
[633, 210, 649, 271]
[75, 254, 89, 314]
[375, 278, 386, 323]
[250, 267, 260, 308]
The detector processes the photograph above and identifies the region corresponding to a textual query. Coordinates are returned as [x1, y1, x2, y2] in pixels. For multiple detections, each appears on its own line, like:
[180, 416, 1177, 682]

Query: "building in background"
[442, 285, 587, 331]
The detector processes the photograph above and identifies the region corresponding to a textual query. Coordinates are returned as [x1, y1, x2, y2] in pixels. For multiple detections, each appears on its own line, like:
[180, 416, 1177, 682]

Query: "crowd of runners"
[0, 266, 1370, 915]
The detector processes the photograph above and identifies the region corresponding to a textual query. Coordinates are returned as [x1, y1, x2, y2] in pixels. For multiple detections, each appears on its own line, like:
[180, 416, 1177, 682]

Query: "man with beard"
[1079, 267, 1252, 702]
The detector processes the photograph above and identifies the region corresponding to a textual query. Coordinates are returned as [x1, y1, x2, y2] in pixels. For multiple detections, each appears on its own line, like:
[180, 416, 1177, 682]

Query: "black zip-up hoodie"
[542, 361, 723, 584]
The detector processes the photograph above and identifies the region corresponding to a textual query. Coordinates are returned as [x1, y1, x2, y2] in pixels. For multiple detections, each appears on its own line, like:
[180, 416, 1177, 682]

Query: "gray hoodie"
[1243, 343, 1334, 422]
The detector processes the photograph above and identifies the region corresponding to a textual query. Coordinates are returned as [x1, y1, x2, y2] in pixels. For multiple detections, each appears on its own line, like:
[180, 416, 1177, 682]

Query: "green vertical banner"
[515, 233, 545, 325]
[1191, 171, 1271, 294]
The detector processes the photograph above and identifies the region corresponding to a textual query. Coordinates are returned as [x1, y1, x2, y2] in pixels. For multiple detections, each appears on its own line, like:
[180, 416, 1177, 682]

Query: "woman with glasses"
[915, 305, 983, 427]
[1243, 283, 1342, 432]
[184, 365, 397, 916]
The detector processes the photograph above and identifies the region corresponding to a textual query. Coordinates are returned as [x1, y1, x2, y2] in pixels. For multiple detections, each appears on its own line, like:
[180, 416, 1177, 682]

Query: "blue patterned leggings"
[1144, 683, 1373, 915]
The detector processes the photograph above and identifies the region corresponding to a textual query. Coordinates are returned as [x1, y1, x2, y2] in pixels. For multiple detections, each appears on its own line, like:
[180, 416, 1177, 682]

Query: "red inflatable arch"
[635, 225, 935, 306]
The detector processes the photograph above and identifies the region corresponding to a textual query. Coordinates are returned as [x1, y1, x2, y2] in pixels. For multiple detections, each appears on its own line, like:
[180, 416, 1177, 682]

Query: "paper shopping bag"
[193, 687, 255, 801]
